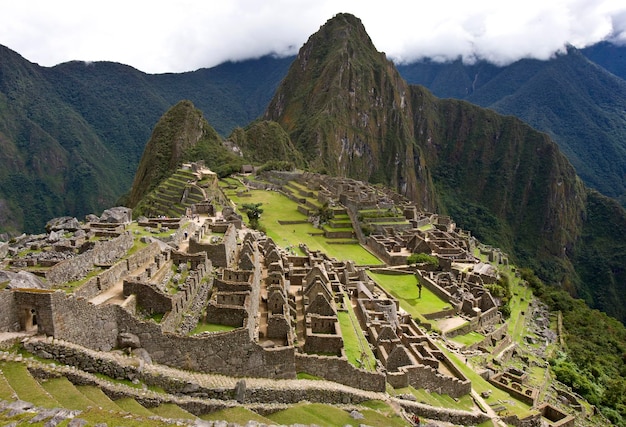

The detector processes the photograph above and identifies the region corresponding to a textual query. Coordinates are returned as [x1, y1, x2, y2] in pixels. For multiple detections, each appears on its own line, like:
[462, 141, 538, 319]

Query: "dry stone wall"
[115, 308, 296, 379]
[0, 290, 19, 332]
[49, 292, 119, 351]
[295, 353, 385, 392]
[46, 232, 134, 286]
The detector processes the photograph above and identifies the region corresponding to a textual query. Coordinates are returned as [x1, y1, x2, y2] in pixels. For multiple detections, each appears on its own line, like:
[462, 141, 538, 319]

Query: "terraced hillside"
[136, 166, 225, 218]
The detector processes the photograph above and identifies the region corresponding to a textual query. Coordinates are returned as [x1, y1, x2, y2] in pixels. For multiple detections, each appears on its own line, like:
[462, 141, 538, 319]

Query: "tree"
[241, 203, 263, 229]
[407, 253, 439, 268]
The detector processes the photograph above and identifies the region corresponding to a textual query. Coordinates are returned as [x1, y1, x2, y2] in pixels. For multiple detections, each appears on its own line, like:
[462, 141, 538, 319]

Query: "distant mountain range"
[0, 46, 292, 235]
[396, 44, 626, 205]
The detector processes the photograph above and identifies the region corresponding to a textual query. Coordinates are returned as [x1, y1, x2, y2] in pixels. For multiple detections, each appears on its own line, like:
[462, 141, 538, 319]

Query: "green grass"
[114, 397, 155, 416]
[393, 386, 475, 411]
[77, 385, 126, 412]
[450, 331, 485, 347]
[438, 346, 534, 418]
[0, 369, 15, 400]
[266, 402, 408, 427]
[39, 376, 97, 410]
[367, 272, 451, 317]
[200, 406, 274, 424]
[150, 403, 197, 420]
[337, 296, 377, 371]
[506, 273, 533, 343]
[190, 322, 237, 335]
[0, 361, 59, 408]
[228, 188, 381, 265]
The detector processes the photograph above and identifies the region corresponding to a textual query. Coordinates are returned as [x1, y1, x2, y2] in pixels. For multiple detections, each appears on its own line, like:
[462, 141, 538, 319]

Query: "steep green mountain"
[127, 100, 242, 209]
[262, 13, 626, 323]
[582, 41, 626, 80]
[227, 120, 305, 167]
[0, 49, 290, 235]
[0, 46, 128, 234]
[264, 14, 437, 209]
[396, 47, 626, 205]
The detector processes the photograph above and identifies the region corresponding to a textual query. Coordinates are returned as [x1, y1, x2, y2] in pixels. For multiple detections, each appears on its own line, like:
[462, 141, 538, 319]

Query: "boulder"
[100, 207, 132, 224]
[118, 332, 141, 349]
[0, 270, 48, 289]
[45, 216, 81, 232]
[0, 241, 8, 259]
[85, 214, 100, 223]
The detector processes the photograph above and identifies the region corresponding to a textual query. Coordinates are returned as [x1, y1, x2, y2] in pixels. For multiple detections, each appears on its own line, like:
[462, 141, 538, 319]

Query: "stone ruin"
[0, 171, 565, 427]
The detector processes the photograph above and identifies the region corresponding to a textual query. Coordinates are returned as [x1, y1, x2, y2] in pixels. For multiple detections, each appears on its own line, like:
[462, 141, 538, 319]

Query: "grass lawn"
[1, 361, 59, 408]
[337, 295, 377, 371]
[0, 369, 14, 400]
[200, 407, 274, 424]
[150, 403, 197, 420]
[114, 397, 155, 416]
[190, 322, 237, 335]
[504, 269, 533, 343]
[77, 385, 125, 412]
[228, 189, 381, 265]
[367, 272, 451, 317]
[39, 376, 96, 410]
[266, 402, 408, 427]
[450, 331, 485, 347]
[393, 386, 475, 411]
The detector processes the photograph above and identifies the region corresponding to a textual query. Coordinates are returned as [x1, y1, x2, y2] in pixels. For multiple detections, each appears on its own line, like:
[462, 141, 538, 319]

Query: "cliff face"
[264, 13, 594, 302]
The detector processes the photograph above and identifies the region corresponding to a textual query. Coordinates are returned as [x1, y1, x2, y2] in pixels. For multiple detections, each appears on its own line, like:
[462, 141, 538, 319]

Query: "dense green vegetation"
[521, 268, 626, 425]
[397, 45, 626, 206]
[0, 47, 290, 235]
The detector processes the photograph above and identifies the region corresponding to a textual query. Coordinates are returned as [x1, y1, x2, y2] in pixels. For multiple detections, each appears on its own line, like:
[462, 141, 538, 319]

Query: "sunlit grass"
[190, 322, 236, 335]
[228, 188, 381, 265]
[392, 385, 475, 411]
[1, 361, 60, 408]
[266, 402, 408, 427]
[450, 331, 485, 347]
[337, 295, 377, 371]
[367, 272, 451, 317]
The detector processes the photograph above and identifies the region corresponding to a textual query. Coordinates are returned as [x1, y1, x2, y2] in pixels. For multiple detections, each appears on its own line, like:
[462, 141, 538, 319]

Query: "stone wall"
[12, 290, 56, 336]
[123, 280, 173, 314]
[46, 232, 134, 286]
[115, 308, 296, 379]
[205, 304, 247, 327]
[295, 353, 386, 392]
[386, 363, 471, 398]
[49, 292, 119, 351]
[0, 290, 19, 332]
[75, 242, 161, 300]
[188, 224, 238, 268]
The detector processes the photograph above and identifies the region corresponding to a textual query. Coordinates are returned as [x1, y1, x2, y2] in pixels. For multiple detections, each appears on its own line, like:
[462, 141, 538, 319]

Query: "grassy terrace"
[391, 385, 475, 412]
[438, 347, 534, 418]
[367, 271, 451, 319]
[225, 184, 381, 265]
[338, 294, 377, 371]
[266, 402, 407, 427]
[450, 331, 485, 347]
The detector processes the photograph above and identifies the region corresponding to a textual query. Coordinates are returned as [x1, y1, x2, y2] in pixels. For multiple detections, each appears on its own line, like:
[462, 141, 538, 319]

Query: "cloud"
[0, 0, 624, 73]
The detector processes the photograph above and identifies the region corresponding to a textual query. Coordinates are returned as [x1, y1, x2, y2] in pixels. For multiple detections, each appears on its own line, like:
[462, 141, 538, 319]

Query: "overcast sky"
[1, 0, 625, 74]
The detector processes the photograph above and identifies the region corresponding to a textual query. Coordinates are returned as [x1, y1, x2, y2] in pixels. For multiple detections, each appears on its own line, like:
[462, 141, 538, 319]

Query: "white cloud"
[0, 0, 624, 73]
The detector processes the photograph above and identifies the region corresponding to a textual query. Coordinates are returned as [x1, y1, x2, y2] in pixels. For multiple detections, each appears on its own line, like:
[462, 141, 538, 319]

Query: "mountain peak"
[263, 13, 436, 207]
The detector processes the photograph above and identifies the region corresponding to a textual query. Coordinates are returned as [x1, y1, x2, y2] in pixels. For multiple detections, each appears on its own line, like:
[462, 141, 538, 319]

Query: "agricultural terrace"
[224, 183, 381, 265]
